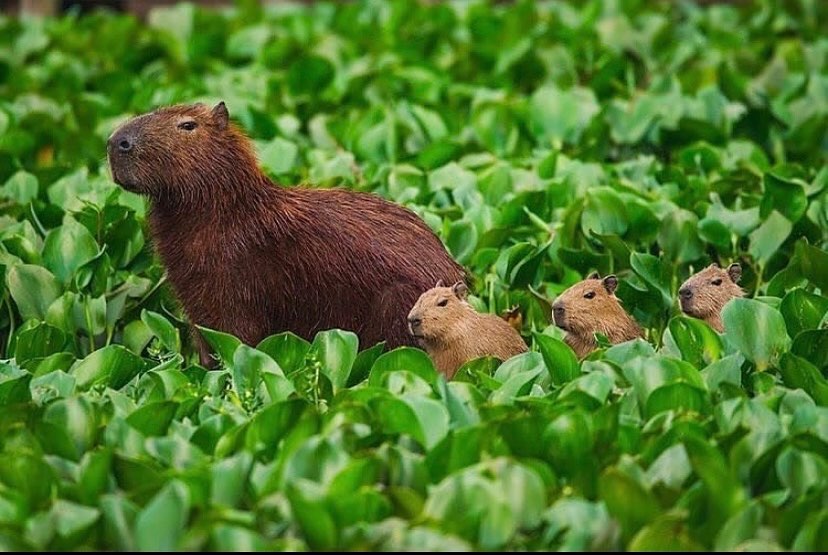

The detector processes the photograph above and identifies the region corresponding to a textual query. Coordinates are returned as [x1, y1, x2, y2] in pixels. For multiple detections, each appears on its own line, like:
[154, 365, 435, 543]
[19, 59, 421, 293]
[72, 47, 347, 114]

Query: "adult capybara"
[551, 272, 643, 358]
[678, 263, 744, 332]
[107, 102, 465, 366]
[407, 282, 528, 378]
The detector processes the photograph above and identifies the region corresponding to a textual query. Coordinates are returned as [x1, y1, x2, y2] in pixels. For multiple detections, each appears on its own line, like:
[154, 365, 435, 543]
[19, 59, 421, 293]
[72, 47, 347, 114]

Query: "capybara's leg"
[192, 327, 218, 369]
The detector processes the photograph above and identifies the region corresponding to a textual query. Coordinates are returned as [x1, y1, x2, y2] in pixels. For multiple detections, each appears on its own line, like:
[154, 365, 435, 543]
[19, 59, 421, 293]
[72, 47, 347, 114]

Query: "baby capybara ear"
[602, 275, 618, 295]
[709, 262, 721, 269]
[452, 282, 468, 300]
[435, 279, 445, 288]
[212, 101, 229, 130]
[727, 263, 742, 283]
[587, 271, 601, 280]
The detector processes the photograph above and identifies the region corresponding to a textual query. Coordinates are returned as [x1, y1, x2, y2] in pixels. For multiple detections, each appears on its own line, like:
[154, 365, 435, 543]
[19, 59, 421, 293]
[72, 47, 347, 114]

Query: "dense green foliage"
[1, 0, 827, 550]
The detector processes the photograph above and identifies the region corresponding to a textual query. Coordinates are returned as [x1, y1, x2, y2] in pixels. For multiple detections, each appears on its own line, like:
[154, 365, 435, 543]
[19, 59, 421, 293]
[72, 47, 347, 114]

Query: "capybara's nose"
[552, 305, 565, 324]
[408, 316, 422, 328]
[109, 130, 135, 154]
[679, 287, 693, 300]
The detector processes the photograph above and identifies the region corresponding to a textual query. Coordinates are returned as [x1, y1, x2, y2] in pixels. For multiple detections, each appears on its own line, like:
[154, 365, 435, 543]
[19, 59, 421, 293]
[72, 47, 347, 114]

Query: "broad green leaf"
[369, 347, 436, 387]
[1, 171, 38, 204]
[748, 211, 792, 266]
[308, 329, 358, 391]
[7, 264, 62, 321]
[722, 298, 790, 371]
[534, 333, 579, 385]
[134, 481, 190, 551]
[141, 310, 181, 353]
[72, 345, 145, 390]
[198, 326, 241, 367]
[780, 288, 828, 338]
[42, 218, 99, 284]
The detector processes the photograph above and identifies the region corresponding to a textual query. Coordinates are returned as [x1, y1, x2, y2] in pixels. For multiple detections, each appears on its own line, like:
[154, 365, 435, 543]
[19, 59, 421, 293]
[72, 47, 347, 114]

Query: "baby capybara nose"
[679, 286, 693, 300]
[408, 316, 422, 328]
[108, 130, 135, 154]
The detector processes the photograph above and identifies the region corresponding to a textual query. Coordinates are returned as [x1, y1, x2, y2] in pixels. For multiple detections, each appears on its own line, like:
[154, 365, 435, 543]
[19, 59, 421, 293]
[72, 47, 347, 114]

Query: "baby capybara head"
[407, 281, 471, 345]
[552, 272, 621, 335]
[679, 263, 743, 332]
[107, 101, 255, 198]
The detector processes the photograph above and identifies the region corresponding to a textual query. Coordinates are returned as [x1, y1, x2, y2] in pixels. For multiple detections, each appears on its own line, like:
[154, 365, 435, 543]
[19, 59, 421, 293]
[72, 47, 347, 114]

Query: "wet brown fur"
[408, 283, 528, 379]
[108, 102, 465, 366]
[551, 273, 643, 358]
[679, 263, 744, 332]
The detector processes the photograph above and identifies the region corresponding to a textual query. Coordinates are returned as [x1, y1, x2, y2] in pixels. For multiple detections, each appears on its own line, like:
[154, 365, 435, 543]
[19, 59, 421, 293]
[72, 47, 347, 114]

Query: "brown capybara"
[107, 102, 465, 367]
[678, 263, 744, 332]
[551, 272, 643, 358]
[407, 282, 528, 379]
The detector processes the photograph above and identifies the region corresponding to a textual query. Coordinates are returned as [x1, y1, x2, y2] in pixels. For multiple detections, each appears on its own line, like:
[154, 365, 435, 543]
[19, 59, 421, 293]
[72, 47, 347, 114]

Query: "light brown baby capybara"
[407, 282, 528, 379]
[551, 272, 643, 358]
[678, 263, 744, 332]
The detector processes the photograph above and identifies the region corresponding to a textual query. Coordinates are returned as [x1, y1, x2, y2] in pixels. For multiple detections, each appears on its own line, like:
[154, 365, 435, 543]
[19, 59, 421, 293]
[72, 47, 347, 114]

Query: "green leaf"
[749, 211, 792, 266]
[257, 332, 311, 374]
[669, 316, 724, 368]
[42, 217, 99, 284]
[308, 329, 358, 391]
[287, 55, 335, 96]
[259, 136, 298, 175]
[780, 288, 828, 338]
[7, 264, 63, 321]
[534, 333, 579, 385]
[630, 252, 672, 307]
[198, 326, 242, 367]
[126, 401, 178, 436]
[369, 347, 437, 388]
[141, 310, 181, 353]
[134, 481, 190, 551]
[761, 171, 807, 223]
[1, 171, 38, 204]
[286, 479, 337, 550]
[722, 298, 791, 371]
[629, 514, 704, 551]
[13, 322, 67, 365]
[72, 345, 145, 390]
[599, 467, 660, 539]
[529, 85, 599, 144]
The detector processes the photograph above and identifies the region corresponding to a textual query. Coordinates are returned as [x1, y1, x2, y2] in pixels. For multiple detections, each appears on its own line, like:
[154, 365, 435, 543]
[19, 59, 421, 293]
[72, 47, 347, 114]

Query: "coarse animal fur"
[678, 263, 744, 332]
[107, 102, 465, 366]
[408, 282, 528, 378]
[551, 272, 643, 358]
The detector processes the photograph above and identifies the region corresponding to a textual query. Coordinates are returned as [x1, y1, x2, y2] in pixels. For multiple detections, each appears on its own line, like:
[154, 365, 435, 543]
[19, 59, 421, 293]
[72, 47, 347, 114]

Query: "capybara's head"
[679, 263, 743, 330]
[408, 281, 472, 345]
[107, 101, 255, 198]
[552, 272, 623, 335]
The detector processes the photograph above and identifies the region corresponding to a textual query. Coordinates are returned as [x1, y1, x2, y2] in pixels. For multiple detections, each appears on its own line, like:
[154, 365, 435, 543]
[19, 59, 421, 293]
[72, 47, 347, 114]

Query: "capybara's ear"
[602, 275, 618, 294]
[435, 279, 444, 288]
[452, 281, 468, 299]
[709, 262, 720, 269]
[587, 271, 601, 280]
[727, 263, 742, 283]
[212, 101, 229, 130]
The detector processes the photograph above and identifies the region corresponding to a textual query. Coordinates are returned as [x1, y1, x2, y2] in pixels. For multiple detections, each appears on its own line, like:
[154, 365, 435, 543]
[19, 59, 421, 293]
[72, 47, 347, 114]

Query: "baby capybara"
[107, 102, 465, 366]
[551, 272, 643, 358]
[407, 282, 528, 379]
[679, 263, 744, 332]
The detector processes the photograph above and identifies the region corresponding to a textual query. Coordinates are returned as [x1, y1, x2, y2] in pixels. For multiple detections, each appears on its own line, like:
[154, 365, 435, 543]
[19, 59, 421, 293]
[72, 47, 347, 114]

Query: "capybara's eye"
[178, 121, 198, 131]
[437, 299, 448, 307]
[712, 278, 723, 286]
[584, 291, 596, 299]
